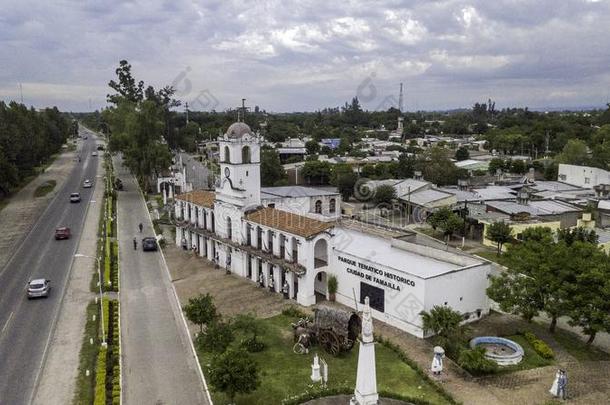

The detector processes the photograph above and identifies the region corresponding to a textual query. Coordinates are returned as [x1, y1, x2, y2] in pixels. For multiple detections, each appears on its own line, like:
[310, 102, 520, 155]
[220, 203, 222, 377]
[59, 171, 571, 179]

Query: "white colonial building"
[174, 122, 492, 338]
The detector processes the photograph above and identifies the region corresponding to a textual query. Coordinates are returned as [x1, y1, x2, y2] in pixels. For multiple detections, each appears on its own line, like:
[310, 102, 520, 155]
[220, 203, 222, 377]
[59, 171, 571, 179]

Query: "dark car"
[142, 237, 158, 251]
[70, 192, 81, 203]
[55, 227, 71, 240]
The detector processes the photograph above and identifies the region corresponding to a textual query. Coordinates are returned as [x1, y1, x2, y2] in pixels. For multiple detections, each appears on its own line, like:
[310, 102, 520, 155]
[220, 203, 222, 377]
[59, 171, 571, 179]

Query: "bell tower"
[215, 121, 261, 209]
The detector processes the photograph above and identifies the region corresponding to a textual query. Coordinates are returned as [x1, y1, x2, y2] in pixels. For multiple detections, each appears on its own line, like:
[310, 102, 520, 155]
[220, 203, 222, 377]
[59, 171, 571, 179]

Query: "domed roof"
[226, 122, 253, 139]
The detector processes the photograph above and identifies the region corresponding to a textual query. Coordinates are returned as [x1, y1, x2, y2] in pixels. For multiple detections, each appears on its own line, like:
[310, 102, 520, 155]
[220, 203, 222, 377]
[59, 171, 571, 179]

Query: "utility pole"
[185, 102, 189, 124]
[398, 83, 404, 113]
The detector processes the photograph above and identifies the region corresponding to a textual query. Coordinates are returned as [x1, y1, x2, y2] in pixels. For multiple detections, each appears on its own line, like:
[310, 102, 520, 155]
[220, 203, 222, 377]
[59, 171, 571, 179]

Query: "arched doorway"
[314, 271, 328, 303]
[314, 238, 328, 268]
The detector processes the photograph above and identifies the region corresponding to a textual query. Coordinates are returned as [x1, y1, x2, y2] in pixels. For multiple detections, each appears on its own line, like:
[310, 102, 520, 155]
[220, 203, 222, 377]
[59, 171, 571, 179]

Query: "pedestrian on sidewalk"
[181, 238, 187, 250]
[225, 255, 231, 274]
[139, 222, 143, 233]
[214, 252, 219, 269]
[268, 276, 275, 292]
[258, 273, 264, 288]
[133, 237, 137, 250]
[282, 280, 289, 299]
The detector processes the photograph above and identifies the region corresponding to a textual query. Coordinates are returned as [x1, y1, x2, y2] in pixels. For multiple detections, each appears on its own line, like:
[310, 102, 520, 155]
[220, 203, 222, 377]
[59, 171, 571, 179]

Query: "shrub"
[93, 347, 107, 405]
[241, 336, 266, 352]
[281, 306, 307, 319]
[196, 321, 234, 353]
[327, 275, 338, 294]
[458, 347, 498, 375]
[523, 331, 554, 359]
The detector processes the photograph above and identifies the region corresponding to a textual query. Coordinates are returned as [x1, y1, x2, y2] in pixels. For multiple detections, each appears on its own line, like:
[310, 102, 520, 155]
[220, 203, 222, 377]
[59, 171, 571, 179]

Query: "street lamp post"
[75, 252, 106, 346]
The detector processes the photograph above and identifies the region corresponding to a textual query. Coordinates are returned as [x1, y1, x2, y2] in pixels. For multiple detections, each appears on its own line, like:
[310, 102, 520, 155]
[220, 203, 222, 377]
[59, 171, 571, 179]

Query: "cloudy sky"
[1, 0, 610, 112]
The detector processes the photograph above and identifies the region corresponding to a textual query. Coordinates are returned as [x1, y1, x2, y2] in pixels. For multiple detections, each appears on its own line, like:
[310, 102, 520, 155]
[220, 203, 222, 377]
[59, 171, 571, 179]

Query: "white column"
[262, 262, 270, 288]
[175, 201, 181, 219]
[352, 297, 378, 405]
[273, 232, 281, 257]
[199, 235, 205, 257]
[207, 238, 213, 260]
[169, 183, 174, 199]
[287, 272, 295, 299]
[251, 257, 258, 282]
[273, 265, 281, 293]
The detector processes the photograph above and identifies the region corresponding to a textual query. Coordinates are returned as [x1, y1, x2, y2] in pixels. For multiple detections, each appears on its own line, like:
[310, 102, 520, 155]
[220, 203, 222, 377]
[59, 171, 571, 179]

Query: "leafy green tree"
[107, 60, 144, 104]
[557, 227, 598, 245]
[417, 146, 465, 186]
[305, 140, 319, 155]
[427, 207, 463, 241]
[260, 149, 286, 186]
[335, 171, 357, 201]
[361, 164, 376, 178]
[510, 159, 527, 174]
[557, 139, 589, 165]
[208, 349, 261, 403]
[420, 305, 468, 357]
[455, 147, 470, 161]
[233, 313, 265, 352]
[183, 293, 219, 333]
[486, 221, 513, 254]
[301, 160, 332, 185]
[563, 242, 610, 344]
[373, 184, 396, 205]
[487, 158, 505, 175]
[197, 320, 234, 353]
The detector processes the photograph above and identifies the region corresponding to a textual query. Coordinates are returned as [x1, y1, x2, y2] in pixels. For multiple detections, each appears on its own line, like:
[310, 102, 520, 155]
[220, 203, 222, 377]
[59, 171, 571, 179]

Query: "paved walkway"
[33, 142, 104, 405]
[115, 156, 209, 405]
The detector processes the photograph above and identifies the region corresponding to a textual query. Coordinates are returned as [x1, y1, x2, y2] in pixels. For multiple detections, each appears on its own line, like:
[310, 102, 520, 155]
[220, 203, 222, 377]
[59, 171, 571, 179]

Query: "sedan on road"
[54, 227, 71, 240]
[70, 192, 81, 203]
[27, 279, 51, 299]
[83, 179, 92, 188]
[142, 237, 158, 251]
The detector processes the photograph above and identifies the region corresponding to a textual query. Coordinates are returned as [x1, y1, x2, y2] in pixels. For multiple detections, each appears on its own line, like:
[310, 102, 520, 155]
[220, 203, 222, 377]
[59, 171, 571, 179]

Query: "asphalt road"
[115, 155, 209, 404]
[0, 128, 100, 405]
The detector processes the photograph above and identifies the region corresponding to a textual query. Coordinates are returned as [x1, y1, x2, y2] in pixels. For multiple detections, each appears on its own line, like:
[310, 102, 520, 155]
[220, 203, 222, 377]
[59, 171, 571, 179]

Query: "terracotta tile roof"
[175, 190, 215, 208]
[246, 207, 334, 238]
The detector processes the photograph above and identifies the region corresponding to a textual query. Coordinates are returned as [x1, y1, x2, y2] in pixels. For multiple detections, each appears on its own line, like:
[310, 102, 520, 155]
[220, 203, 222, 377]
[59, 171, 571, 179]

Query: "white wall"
[423, 264, 491, 333]
[558, 164, 610, 188]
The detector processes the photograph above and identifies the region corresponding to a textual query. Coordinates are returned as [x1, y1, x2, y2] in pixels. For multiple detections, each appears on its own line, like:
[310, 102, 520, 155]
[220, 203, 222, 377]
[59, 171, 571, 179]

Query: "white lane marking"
[1, 311, 14, 334]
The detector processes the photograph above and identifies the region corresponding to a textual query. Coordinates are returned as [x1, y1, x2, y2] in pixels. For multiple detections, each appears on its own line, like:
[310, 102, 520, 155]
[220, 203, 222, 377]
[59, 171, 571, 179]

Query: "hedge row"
[93, 347, 107, 405]
[523, 331, 555, 359]
[107, 300, 121, 405]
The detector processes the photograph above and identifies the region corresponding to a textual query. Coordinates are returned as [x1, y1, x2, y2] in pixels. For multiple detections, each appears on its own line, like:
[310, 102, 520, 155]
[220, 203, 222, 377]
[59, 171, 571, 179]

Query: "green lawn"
[198, 314, 453, 405]
[474, 250, 511, 267]
[34, 180, 57, 197]
[551, 328, 610, 362]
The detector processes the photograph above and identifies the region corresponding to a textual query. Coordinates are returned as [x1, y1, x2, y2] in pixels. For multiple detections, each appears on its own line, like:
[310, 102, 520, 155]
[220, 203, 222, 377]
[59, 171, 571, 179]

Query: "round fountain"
[470, 336, 524, 366]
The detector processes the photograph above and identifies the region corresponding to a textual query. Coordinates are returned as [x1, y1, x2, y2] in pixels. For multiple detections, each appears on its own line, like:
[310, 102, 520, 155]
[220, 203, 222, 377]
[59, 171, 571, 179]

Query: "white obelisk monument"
[351, 297, 379, 405]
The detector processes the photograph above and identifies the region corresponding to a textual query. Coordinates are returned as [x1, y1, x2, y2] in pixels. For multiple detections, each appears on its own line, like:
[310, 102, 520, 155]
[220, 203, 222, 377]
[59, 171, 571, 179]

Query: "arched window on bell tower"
[224, 146, 231, 163]
[242, 145, 251, 163]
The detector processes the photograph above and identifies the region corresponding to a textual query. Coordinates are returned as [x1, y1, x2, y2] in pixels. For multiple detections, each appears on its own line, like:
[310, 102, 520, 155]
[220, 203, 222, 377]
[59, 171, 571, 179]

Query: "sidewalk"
[32, 151, 104, 405]
[115, 156, 209, 405]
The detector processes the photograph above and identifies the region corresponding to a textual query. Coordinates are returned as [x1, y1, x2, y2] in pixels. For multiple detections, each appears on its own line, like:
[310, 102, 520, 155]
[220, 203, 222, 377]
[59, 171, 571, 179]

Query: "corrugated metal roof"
[405, 189, 456, 206]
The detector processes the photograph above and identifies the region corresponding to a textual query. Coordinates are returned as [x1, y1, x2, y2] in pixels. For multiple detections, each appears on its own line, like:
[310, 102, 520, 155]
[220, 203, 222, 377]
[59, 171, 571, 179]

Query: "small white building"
[558, 164, 610, 188]
[174, 122, 492, 338]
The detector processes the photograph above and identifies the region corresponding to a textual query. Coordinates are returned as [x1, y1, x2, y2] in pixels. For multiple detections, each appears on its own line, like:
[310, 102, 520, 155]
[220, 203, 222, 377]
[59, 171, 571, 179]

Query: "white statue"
[431, 346, 444, 376]
[311, 353, 321, 383]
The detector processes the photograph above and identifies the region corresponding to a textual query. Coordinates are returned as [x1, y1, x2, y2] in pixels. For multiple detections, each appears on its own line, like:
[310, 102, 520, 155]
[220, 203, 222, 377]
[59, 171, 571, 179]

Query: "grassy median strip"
[73, 301, 101, 405]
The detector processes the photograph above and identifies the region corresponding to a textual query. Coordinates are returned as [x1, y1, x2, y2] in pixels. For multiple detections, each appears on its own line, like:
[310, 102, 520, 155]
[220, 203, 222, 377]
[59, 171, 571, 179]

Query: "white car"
[83, 179, 92, 188]
[27, 279, 51, 299]
[91, 151, 98, 157]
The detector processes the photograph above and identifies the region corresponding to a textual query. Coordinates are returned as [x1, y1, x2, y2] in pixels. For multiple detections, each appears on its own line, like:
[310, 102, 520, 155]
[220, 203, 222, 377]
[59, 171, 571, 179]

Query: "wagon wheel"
[318, 330, 341, 356]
